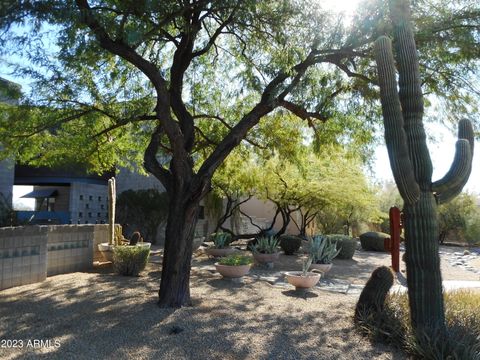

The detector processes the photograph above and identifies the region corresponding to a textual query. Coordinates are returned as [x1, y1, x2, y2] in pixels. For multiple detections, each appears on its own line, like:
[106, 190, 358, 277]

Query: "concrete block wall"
[0, 226, 48, 290]
[46, 225, 94, 276]
[0, 224, 112, 291]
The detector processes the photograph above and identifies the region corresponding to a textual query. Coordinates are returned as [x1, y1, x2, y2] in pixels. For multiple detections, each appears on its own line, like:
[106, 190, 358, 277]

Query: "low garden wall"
[0, 224, 113, 291]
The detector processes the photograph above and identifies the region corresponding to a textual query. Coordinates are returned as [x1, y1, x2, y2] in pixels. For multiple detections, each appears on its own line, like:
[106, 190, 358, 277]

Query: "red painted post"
[389, 206, 402, 272]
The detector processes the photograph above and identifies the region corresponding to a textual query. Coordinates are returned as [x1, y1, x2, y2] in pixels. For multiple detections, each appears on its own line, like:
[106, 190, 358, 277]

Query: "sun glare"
[320, 0, 362, 14]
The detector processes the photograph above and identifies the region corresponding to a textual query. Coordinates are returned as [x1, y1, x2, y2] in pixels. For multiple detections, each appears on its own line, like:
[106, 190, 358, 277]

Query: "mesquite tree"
[374, 0, 474, 336]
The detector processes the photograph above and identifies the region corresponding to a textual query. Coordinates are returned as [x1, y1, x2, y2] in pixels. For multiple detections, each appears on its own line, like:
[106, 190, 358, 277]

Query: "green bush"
[113, 246, 150, 276]
[356, 290, 480, 359]
[359, 232, 389, 252]
[218, 254, 253, 266]
[279, 235, 302, 255]
[327, 234, 357, 259]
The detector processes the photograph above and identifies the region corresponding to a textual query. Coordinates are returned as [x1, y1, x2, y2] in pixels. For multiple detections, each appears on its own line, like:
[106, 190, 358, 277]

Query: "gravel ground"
[0, 244, 478, 360]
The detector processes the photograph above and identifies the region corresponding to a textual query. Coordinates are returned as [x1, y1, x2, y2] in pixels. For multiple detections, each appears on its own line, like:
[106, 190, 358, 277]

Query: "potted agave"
[285, 257, 321, 290]
[215, 254, 253, 278]
[205, 232, 236, 257]
[307, 235, 340, 274]
[251, 236, 281, 267]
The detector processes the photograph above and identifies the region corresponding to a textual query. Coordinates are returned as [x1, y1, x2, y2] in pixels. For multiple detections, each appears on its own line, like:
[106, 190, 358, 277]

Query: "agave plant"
[211, 232, 231, 249]
[251, 236, 279, 254]
[302, 256, 314, 276]
[308, 235, 340, 264]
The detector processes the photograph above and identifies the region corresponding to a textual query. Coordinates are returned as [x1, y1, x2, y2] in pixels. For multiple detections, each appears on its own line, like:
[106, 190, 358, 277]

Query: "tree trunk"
[403, 192, 445, 334]
[158, 194, 200, 308]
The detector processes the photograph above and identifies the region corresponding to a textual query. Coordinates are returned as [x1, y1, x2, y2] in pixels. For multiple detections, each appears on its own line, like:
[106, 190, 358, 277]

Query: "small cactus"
[355, 266, 394, 323]
[129, 231, 143, 246]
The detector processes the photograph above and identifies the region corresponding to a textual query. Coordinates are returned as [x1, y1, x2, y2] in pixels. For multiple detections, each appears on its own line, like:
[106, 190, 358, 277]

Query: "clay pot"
[309, 263, 332, 273]
[253, 252, 281, 264]
[215, 263, 251, 278]
[205, 247, 237, 257]
[285, 271, 321, 289]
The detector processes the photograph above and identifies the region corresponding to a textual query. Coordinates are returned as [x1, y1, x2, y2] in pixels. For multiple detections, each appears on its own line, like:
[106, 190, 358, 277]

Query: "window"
[85, 203, 89, 209]
[79, 195, 83, 200]
[79, 212, 83, 218]
[88, 212, 92, 218]
[97, 213, 101, 218]
[98, 196, 102, 201]
[100, 204, 105, 210]
[89, 195, 93, 201]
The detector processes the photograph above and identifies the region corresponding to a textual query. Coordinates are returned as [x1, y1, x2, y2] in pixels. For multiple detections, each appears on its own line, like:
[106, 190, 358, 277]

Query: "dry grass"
[358, 290, 480, 359]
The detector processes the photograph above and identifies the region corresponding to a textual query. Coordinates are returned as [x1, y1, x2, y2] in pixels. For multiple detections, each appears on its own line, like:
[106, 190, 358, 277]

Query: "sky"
[374, 124, 479, 194]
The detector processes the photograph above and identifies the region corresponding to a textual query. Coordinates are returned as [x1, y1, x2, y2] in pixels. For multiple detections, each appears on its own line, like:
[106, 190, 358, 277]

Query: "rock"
[464, 250, 471, 256]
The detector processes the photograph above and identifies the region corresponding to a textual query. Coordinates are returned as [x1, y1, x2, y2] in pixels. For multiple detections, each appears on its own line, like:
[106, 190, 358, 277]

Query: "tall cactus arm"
[432, 119, 474, 204]
[389, 0, 433, 188]
[374, 36, 420, 204]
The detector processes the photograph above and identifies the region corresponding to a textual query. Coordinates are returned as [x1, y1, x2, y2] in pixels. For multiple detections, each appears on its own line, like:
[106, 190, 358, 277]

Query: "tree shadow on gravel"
[281, 289, 319, 299]
[0, 261, 405, 360]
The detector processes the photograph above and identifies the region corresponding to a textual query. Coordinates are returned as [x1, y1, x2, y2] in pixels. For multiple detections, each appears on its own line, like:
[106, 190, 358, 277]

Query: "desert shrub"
[359, 232, 389, 252]
[113, 246, 150, 276]
[116, 189, 169, 244]
[356, 290, 480, 359]
[279, 235, 302, 255]
[438, 192, 480, 245]
[327, 234, 357, 259]
[218, 254, 253, 266]
[465, 216, 480, 246]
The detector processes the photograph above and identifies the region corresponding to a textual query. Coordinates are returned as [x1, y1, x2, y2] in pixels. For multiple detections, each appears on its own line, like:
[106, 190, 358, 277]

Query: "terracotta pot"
[285, 271, 321, 289]
[309, 263, 332, 273]
[215, 263, 251, 278]
[253, 252, 280, 264]
[205, 247, 237, 257]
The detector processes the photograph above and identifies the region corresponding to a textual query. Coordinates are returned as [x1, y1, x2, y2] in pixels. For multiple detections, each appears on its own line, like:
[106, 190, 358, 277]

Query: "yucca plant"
[251, 236, 279, 254]
[308, 235, 340, 264]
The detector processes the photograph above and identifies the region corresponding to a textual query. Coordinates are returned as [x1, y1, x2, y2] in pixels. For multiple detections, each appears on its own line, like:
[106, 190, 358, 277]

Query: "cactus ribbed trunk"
[403, 192, 444, 330]
[374, 0, 474, 340]
[108, 177, 116, 246]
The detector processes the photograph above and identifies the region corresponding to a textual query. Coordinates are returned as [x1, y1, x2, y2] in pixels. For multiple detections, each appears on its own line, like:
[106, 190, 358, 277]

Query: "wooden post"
[389, 206, 402, 272]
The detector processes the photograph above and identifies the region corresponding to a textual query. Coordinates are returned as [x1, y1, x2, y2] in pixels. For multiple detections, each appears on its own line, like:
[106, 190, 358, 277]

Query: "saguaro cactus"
[374, 0, 474, 336]
[108, 177, 116, 246]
